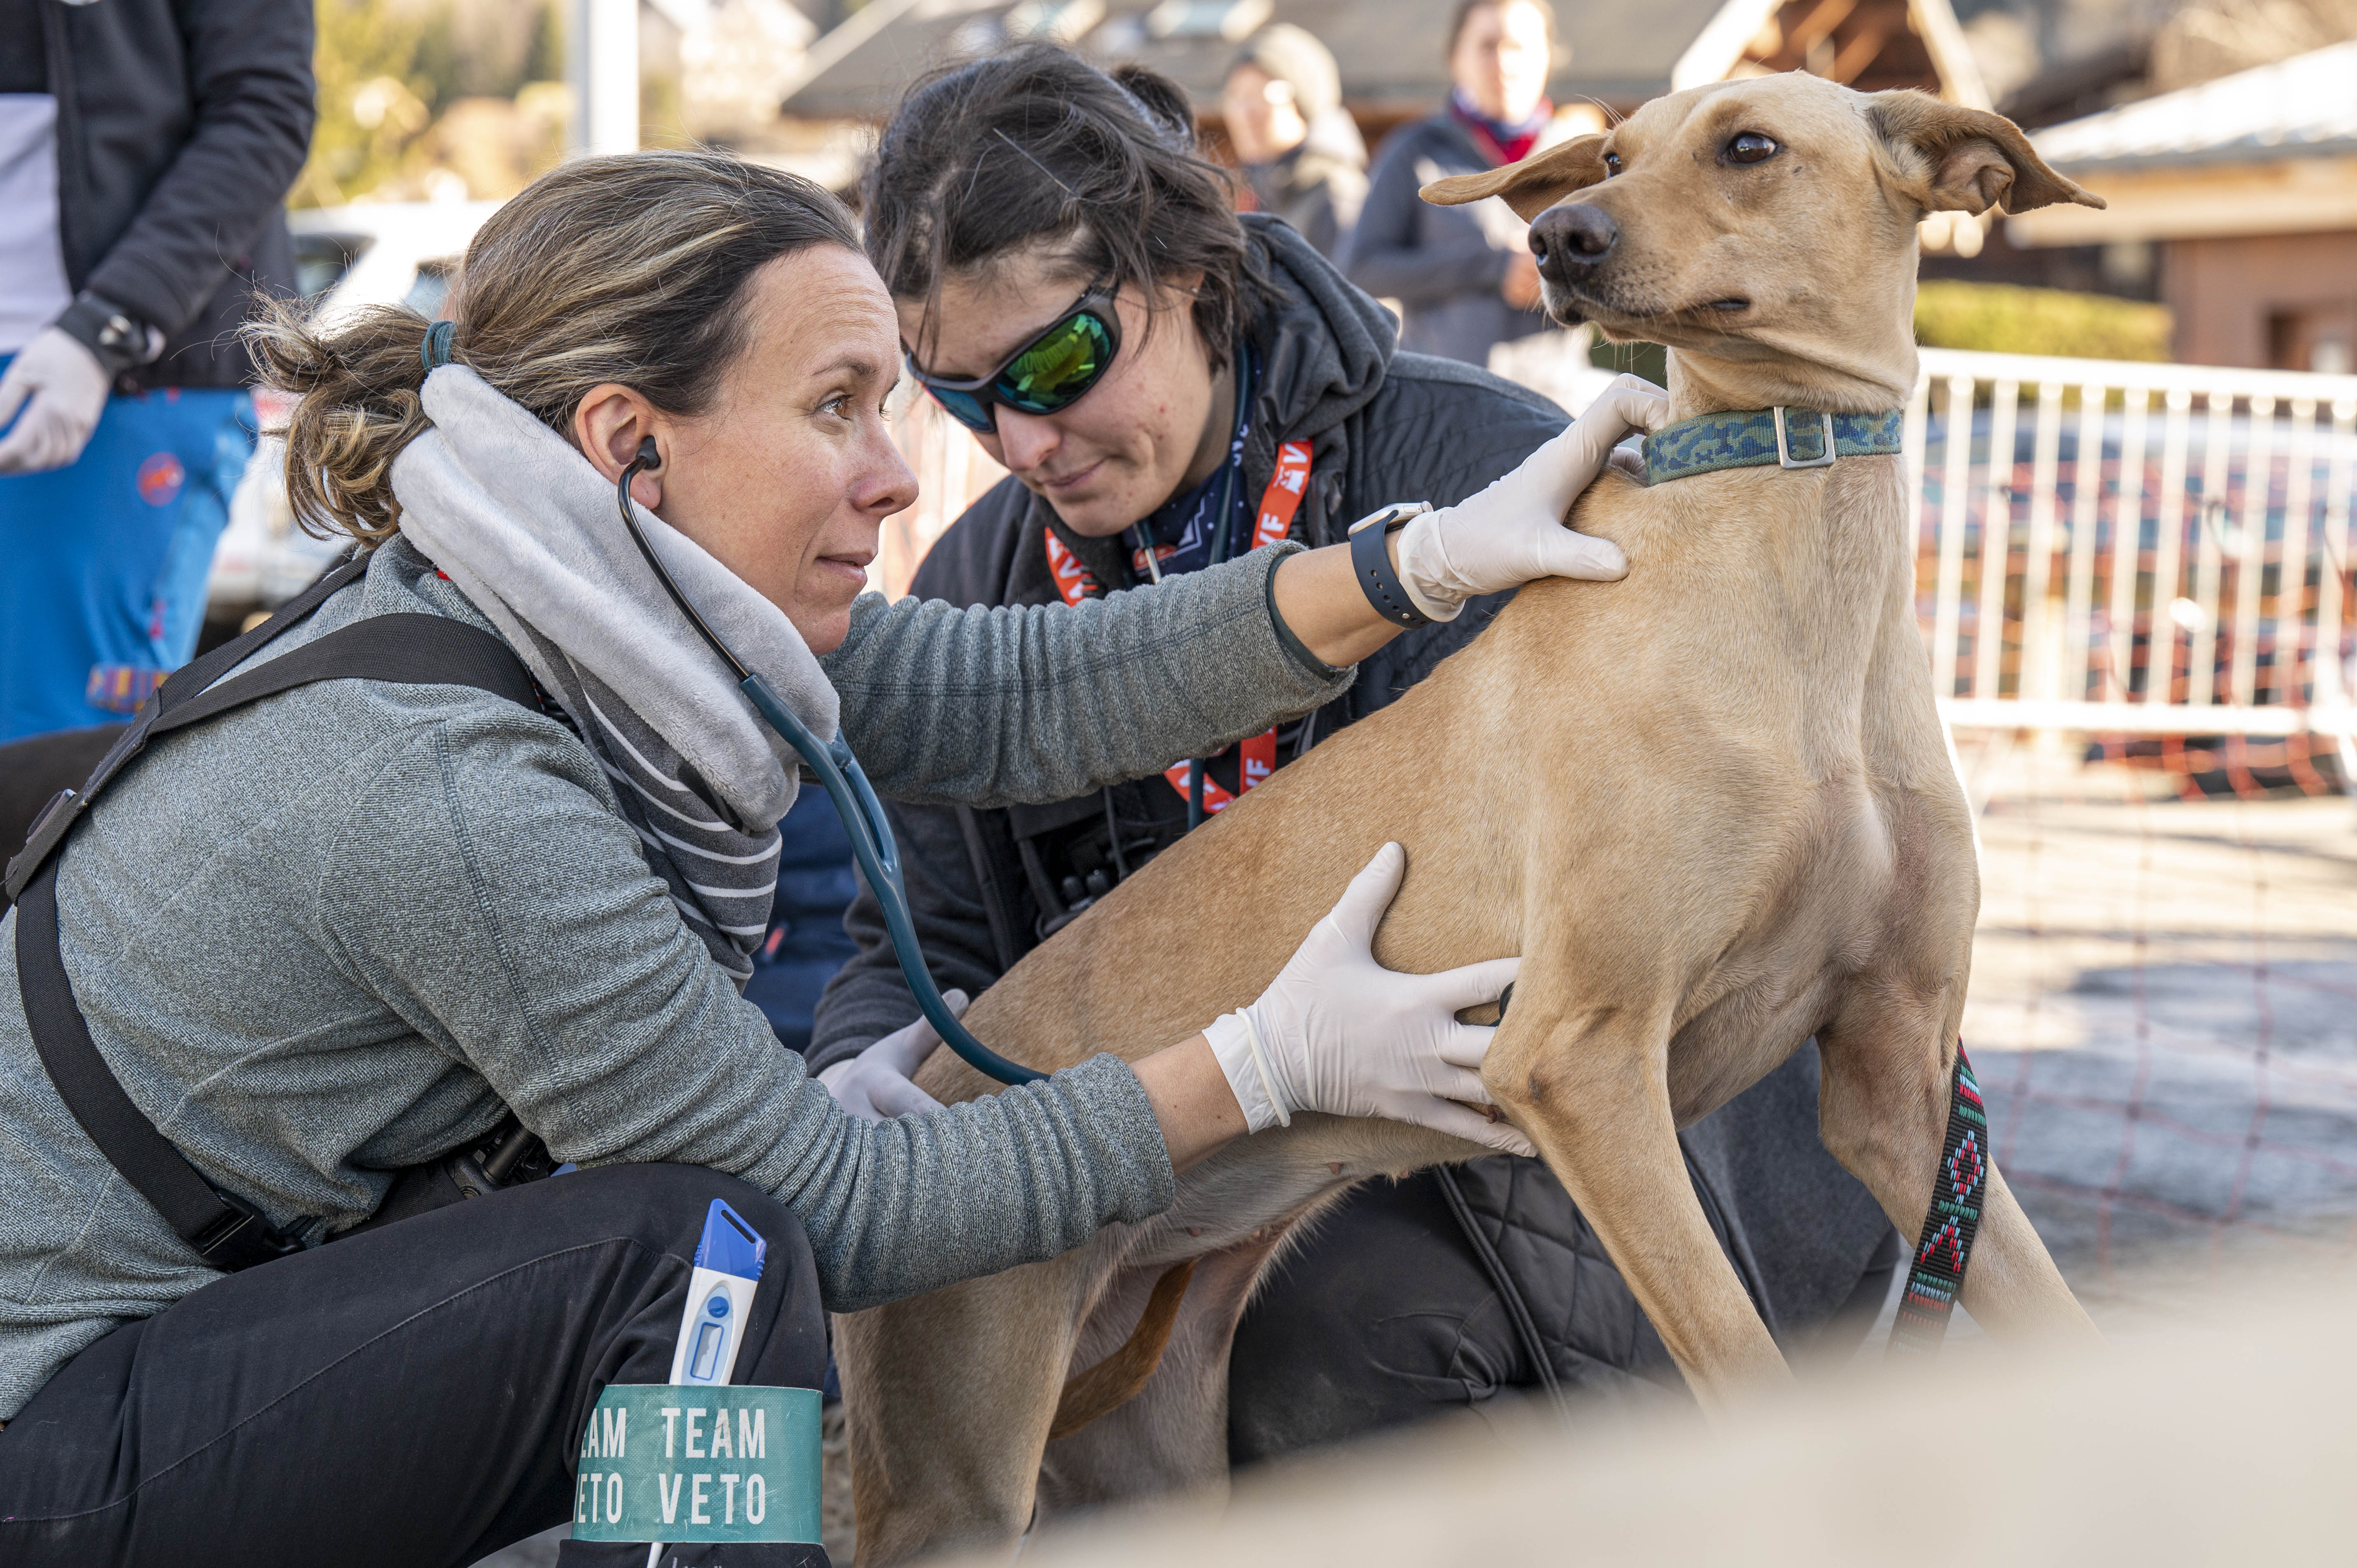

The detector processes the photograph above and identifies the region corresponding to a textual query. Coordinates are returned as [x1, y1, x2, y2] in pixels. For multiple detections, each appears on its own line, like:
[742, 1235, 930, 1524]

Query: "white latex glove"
[817, 989, 966, 1121]
[0, 326, 112, 474]
[1204, 844, 1534, 1155]
[1389, 374, 1672, 622]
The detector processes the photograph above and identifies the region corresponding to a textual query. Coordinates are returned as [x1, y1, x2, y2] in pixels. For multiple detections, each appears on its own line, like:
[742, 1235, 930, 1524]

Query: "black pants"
[0, 1164, 828, 1568]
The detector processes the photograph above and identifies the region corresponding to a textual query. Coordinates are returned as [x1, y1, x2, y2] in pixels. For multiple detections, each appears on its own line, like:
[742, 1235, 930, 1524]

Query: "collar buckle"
[1773, 407, 1837, 470]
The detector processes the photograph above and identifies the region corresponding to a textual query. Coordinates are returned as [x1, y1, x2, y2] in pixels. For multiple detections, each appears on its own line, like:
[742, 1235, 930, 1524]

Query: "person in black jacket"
[1340, 0, 1564, 367]
[0, 0, 312, 741]
[814, 45, 1904, 1461]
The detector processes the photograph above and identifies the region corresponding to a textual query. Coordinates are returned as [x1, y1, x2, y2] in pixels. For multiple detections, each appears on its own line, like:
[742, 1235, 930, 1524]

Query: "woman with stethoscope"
[0, 147, 1653, 1563]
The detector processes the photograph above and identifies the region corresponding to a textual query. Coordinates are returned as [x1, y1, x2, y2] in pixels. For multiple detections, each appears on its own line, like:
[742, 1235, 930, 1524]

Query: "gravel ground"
[1950, 735, 2357, 1330]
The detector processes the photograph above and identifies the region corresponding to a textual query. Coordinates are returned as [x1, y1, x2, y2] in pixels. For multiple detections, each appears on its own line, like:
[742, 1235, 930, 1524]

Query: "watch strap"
[55, 291, 163, 376]
[1348, 504, 1433, 630]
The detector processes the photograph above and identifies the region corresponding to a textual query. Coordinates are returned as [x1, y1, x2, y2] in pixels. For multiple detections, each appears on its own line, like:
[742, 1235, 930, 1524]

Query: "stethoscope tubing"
[615, 452, 1046, 1086]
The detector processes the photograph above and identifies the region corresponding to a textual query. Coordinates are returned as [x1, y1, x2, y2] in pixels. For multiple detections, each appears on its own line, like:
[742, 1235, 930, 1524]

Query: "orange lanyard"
[1044, 439, 1313, 814]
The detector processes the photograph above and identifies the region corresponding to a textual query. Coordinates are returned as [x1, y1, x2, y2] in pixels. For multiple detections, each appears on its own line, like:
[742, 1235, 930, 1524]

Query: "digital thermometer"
[665, 1199, 766, 1387]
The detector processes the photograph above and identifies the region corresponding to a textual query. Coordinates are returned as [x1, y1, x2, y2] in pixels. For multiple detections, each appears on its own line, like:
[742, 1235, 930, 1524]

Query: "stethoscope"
[613, 440, 1044, 1086]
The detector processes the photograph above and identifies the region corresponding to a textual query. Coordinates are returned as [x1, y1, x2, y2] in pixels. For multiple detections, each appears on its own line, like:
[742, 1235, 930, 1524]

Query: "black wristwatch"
[55, 290, 164, 377]
[1347, 502, 1434, 629]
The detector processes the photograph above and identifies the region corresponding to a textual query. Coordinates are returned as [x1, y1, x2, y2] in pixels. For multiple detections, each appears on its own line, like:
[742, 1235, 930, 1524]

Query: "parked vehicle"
[205, 202, 501, 634]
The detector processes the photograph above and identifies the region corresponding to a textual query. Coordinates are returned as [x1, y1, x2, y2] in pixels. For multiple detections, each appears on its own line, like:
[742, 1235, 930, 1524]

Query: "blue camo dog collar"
[1642, 406, 1905, 485]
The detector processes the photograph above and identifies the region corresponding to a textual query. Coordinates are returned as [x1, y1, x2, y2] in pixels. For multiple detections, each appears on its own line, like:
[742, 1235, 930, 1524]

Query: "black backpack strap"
[164, 551, 377, 709]
[145, 613, 539, 739]
[14, 861, 301, 1269]
[9, 590, 539, 1272]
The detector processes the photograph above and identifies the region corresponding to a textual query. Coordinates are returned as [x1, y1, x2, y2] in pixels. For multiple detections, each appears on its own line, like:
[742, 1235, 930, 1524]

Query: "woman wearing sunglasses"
[0, 137, 1666, 1561]
[817, 46, 1905, 1469]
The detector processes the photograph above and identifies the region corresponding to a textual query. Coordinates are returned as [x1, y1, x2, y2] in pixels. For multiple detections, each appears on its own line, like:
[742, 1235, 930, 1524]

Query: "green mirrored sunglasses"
[906, 282, 1122, 434]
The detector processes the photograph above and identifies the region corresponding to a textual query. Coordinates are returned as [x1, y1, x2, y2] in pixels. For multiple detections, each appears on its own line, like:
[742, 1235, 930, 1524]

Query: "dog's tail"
[1047, 1259, 1198, 1441]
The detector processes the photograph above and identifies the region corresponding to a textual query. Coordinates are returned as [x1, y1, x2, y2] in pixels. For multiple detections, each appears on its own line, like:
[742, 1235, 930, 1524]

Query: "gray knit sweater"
[0, 537, 1348, 1419]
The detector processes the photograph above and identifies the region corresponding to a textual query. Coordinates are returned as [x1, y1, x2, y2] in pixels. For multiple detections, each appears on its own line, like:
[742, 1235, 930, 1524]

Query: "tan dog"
[837, 74, 2108, 1563]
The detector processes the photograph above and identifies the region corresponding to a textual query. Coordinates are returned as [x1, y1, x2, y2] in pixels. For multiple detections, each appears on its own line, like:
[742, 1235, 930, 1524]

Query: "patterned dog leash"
[1888, 1044, 1988, 1354]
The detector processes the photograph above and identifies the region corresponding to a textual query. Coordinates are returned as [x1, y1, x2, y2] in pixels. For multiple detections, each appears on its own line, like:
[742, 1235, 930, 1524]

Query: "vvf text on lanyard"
[1044, 438, 1313, 821]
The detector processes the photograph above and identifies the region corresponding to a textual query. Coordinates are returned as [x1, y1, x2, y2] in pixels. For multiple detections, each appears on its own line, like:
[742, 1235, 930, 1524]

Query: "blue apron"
[0, 359, 252, 741]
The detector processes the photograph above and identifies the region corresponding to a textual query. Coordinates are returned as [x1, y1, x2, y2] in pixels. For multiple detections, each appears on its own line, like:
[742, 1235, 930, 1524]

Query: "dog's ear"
[1421, 134, 1610, 221]
[1868, 91, 2104, 215]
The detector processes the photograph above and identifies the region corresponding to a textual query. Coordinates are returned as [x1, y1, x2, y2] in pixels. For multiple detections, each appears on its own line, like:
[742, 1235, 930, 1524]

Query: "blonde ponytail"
[247, 299, 437, 545]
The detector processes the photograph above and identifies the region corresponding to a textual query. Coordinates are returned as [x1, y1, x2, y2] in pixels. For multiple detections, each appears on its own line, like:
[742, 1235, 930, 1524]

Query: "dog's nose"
[1529, 204, 1618, 282]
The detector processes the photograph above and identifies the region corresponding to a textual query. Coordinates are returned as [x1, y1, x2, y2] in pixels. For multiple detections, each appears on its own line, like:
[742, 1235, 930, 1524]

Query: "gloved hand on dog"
[818, 989, 965, 1120]
[1390, 373, 1671, 622]
[1204, 843, 1535, 1156]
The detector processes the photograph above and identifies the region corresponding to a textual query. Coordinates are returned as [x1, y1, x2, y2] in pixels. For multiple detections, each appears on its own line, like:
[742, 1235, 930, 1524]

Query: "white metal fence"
[871, 388, 1012, 601]
[1906, 348, 2357, 746]
[1492, 335, 2357, 758]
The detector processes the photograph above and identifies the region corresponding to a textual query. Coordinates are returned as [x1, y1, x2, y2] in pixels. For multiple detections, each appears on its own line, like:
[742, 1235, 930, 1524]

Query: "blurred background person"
[0, 0, 314, 743]
[1220, 23, 1367, 262]
[1341, 0, 1558, 366]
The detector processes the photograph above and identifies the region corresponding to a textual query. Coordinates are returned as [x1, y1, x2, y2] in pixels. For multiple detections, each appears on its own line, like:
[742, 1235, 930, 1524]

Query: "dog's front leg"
[1482, 987, 1790, 1413]
[1816, 991, 2100, 1347]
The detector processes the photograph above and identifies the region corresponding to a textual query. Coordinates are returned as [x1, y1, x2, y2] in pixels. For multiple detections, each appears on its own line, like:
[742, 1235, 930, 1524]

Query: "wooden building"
[778, 0, 1987, 143]
[2009, 41, 2357, 372]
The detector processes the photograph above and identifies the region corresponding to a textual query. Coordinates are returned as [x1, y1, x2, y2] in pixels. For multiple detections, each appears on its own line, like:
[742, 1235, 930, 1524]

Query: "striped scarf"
[517, 627, 783, 978]
[392, 366, 841, 983]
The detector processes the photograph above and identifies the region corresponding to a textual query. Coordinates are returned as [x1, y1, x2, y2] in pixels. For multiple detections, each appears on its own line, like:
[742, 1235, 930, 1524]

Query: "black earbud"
[634, 437, 660, 472]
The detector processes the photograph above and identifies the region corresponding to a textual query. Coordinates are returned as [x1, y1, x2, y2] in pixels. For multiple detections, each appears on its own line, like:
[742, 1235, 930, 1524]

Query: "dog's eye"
[1727, 132, 1779, 164]
[1603, 151, 1622, 177]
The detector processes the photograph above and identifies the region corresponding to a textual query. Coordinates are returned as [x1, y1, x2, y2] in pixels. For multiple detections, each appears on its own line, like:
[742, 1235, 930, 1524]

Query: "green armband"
[570, 1384, 822, 1545]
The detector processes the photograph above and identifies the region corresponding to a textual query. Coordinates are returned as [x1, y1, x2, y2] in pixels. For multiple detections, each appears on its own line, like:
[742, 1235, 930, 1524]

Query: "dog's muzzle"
[1530, 203, 1618, 290]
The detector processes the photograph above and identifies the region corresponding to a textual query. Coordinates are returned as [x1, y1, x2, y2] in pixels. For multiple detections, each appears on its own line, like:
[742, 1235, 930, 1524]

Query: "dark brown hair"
[862, 44, 1270, 374]
[248, 149, 860, 544]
